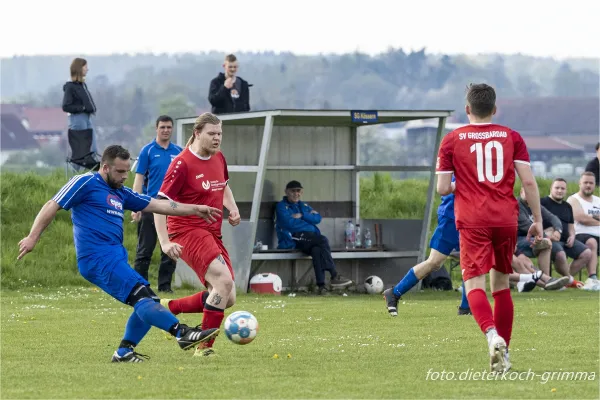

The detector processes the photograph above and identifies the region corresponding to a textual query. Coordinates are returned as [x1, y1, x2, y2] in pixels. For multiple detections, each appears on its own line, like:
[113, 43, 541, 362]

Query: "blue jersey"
[437, 175, 455, 220]
[52, 172, 151, 258]
[136, 140, 182, 198]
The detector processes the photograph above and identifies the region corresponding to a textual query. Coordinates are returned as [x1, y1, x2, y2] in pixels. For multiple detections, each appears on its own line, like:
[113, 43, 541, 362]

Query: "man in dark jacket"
[584, 142, 599, 187]
[275, 180, 352, 295]
[208, 54, 251, 114]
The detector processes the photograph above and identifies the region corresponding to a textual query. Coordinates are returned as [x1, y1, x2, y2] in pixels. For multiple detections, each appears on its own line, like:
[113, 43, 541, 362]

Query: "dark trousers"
[293, 232, 337, 287]
[133, 212, 176, 291]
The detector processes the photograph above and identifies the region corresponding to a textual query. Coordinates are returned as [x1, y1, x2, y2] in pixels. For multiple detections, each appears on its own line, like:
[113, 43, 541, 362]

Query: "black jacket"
[208, 73, 251, 114]
[62, 81, 97, 115]
[585, 157, 599, 186]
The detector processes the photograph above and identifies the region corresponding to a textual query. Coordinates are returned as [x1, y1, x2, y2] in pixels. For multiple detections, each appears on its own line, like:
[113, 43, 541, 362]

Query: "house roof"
[494, 97, 599, 136]
[21, 107, 67, 133]
[524, 136, 585, 152]
[1, 113, 40, 151]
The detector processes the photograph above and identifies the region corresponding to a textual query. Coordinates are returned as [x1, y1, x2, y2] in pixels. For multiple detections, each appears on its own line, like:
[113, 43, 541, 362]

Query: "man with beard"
[18, 145, 222, 362]
[567, 172, 600, 273]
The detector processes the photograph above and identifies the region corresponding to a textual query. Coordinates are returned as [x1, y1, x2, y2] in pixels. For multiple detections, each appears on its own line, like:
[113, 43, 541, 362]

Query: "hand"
[224, 77, 235, 89]
[17, 236, 38, 260]
[131, 211, 141, 223]
[550, 230, 561, 242]
[228, 209, 241, 226]
[526, 222, 543, 247]
[161, 242, 183, 261]
[565, 235, 575, 248]
[193, 205, 222, 223]
[292, 213, 302, 219]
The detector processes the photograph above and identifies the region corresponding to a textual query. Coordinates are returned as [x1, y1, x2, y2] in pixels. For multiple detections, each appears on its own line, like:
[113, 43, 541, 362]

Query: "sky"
[1, 0, 599, 59]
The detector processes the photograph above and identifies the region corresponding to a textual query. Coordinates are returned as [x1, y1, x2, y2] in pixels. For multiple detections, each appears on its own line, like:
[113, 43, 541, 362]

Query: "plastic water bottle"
[345, 220, 355, 249]
[364, 228, 372, 249]
[355, 224, 362, 248]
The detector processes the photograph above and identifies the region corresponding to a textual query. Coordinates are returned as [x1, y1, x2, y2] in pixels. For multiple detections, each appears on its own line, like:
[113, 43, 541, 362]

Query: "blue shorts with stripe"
[77, 246, 149, 303]
[429, 215, 460, 256]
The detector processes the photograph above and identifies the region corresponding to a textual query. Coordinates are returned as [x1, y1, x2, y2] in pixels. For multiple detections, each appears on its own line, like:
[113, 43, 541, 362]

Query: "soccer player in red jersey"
[154, 112, 241, 357]
[436, 84, 543, 373]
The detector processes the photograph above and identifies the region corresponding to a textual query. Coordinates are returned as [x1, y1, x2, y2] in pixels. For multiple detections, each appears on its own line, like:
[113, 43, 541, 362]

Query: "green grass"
[1, 288, 598, 399]
[1, 171, 585, 290]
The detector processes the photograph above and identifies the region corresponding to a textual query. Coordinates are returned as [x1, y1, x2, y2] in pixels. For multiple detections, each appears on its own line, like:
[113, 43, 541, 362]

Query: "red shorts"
[170, 229, 234, 287]
[458, 226, 517, 282]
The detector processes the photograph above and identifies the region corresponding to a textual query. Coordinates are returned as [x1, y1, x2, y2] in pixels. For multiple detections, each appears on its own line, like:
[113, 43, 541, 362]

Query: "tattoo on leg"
[169, 200, 178, 209]
[217, 254, 225, 264]
[212, 293, 222, 305]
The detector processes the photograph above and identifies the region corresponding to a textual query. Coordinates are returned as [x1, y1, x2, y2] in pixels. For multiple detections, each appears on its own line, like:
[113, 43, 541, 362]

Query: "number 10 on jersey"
[470, 140, 504, 183]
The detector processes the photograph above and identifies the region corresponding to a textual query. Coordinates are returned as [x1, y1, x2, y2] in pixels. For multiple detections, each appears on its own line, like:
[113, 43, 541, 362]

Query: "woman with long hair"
[62, 57, 99, 153]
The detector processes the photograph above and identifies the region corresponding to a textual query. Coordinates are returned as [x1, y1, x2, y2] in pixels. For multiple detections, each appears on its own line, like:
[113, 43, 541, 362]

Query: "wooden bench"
[250, 247, 420, 290]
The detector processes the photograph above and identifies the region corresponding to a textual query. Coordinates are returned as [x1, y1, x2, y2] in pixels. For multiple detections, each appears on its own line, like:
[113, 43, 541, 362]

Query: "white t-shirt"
[568, 193, 600, 237]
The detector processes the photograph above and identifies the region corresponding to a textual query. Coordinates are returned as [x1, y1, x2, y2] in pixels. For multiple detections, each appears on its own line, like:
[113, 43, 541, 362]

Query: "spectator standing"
[131, 116, 183, 293]
[584, 142, 599, 187]
[208, 54, 251, 114]
[62, 58, 98, 154]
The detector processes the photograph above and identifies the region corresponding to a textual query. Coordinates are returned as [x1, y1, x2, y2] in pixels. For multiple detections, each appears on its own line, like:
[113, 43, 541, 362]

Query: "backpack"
[422, 266, 453, 291]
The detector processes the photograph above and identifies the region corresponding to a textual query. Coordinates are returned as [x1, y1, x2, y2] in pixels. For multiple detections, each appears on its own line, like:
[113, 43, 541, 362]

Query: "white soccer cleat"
[488, 332, 509, 374]
[583, 278, 600, 291]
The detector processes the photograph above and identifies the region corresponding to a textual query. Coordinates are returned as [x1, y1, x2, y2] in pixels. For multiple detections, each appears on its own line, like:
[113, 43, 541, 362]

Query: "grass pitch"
[1, 288, 598, 399]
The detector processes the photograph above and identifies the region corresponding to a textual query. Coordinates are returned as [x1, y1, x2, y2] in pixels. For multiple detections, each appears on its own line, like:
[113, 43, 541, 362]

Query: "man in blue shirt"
[132, 115, 183, 293]
[18, 145, 222, 362]
[383, 176, 472, 316]
[275, 180, 352, 295]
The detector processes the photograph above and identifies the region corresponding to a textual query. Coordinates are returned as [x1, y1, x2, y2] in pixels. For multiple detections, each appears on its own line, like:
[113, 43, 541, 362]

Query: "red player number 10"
[470, 141, 504, 183]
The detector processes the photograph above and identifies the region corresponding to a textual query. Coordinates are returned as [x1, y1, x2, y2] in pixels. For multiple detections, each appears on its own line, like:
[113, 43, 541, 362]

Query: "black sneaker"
[316, 286, 331, 296]
[382, 288, 400, 316]
[457, 306, 472, 316]
[331, 275, 353, 288]
[111, 350, 150, 363]
[176, 325, 220, 350]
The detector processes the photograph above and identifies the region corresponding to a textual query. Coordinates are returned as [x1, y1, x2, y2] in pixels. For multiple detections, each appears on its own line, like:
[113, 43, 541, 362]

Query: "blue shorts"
[77, 246, 149, 303]
[429, 215, 460, 256]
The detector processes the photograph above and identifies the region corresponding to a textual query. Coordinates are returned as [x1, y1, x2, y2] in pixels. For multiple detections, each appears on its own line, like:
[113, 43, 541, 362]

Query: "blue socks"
[133, 298, 179, 332]
[460, 281, 469, 309]
[393, 268, 419, 297]
[119, 311, 152, 352]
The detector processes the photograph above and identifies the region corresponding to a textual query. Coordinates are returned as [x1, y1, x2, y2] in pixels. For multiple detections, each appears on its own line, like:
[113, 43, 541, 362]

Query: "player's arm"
[568, 197, 600, 226]
[223, 184, 241, 226]
[515, 163, 543, 242]
[152, 197, 180, 260]
[143, 197, 221, 219]
[18, 200, 61, 260]
[436, 173, 454, 196]
[132, 173, 144, 194]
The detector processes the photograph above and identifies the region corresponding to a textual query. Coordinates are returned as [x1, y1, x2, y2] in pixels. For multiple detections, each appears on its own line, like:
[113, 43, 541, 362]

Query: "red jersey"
[158, 148, 229, 236]
[436, 123, 530, 229]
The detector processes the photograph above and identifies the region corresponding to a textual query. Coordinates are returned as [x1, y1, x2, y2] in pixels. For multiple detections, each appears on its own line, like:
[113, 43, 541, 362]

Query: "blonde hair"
[186, 113, 222, 147]
[70, 58, 87, 82]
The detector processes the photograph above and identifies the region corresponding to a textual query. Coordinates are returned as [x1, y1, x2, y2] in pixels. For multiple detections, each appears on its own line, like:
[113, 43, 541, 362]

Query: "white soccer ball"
[364, 275, 384, 294]
[224, 311, 259, 345]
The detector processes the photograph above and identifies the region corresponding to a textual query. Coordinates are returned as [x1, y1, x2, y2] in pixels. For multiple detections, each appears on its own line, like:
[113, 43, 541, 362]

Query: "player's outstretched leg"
[125, 284, 219, 353]
[194, 255, 236, 357]
[161, 291, 209, 315]
[111, 312, 152, 362]
[383, 250, 448, 316]
[457, 281, 471, 315]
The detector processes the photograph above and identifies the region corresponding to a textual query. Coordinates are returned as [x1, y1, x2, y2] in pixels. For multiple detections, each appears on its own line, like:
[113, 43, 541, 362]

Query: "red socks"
[467, 288, 496, 334]
[202, 307, 225, 348]
[166, 291, 208, 315]
[492, 288, 514, 348]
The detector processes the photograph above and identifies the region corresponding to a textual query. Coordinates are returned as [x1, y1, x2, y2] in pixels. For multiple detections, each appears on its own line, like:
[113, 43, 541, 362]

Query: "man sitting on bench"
[275, 180, 353, 295]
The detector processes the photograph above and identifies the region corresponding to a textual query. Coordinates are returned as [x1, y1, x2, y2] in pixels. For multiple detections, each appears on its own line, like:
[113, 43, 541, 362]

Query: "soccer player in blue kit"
[383, 176, 472, 316]
[18, 145, 222, 362]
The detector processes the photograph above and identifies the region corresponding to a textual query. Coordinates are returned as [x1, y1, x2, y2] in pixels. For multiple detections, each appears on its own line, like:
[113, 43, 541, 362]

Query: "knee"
[125, 284, 159, 306]
[580, 249, 592, 262]
[587, 239, 598, 251]
[555, 251, 567, 263]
